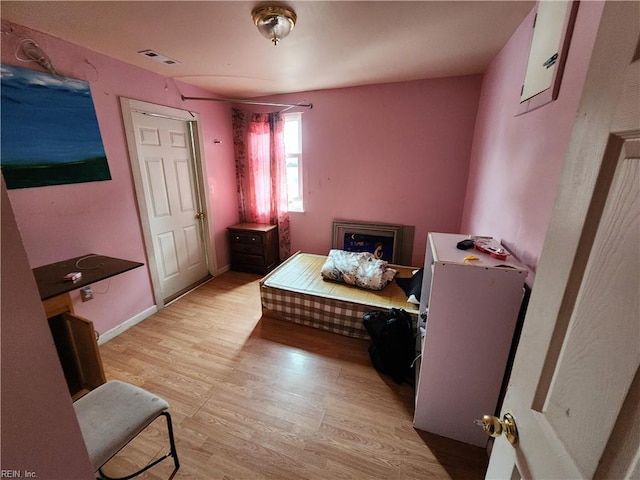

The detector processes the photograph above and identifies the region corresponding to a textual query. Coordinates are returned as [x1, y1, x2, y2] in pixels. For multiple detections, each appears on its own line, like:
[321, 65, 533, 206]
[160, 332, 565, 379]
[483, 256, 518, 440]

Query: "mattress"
[260, 252, 419, 339]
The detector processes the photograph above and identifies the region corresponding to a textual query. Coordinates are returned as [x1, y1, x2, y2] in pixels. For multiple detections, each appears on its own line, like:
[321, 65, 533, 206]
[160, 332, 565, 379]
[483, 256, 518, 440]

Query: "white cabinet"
[413, 232, 528, 447]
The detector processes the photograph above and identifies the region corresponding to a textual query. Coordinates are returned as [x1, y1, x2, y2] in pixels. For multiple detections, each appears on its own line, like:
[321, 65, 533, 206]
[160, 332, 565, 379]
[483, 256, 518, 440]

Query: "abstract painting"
[1, 64, 111, 189]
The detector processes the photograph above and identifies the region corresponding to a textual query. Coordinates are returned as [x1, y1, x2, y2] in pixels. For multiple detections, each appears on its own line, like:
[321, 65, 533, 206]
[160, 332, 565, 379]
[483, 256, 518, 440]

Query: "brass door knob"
[474, 413, 519, 445]
[195, 212, 206, 220]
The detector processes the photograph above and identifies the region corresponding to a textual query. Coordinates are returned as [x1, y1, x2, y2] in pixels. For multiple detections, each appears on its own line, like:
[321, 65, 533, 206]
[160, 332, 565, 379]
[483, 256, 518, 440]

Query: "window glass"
[283, 113, 303, 212]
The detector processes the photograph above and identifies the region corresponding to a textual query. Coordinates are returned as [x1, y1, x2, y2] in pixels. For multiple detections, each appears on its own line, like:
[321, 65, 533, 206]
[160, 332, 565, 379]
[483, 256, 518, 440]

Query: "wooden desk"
[33, 254, 144, 400]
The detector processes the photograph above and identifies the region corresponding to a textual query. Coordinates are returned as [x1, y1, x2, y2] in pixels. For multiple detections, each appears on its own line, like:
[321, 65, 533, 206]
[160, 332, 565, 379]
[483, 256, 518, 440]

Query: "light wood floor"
[99, 271, 489, 480]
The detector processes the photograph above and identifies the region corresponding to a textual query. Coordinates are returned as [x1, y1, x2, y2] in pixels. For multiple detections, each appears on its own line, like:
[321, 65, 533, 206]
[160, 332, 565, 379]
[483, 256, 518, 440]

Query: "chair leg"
[162, 411, 180, 473]
[97, 412, 180, 480]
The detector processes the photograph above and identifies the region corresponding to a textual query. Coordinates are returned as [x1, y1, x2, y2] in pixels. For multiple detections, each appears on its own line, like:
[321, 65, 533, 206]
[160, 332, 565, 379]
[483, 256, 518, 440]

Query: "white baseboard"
[216, 264, 230, 274]
[97, 305, 158, 345]
[97, 268, 230, 345]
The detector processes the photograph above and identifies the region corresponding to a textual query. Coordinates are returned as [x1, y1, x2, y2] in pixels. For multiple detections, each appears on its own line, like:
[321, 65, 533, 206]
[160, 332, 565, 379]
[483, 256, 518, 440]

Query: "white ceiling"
[1, 1, 534, 99]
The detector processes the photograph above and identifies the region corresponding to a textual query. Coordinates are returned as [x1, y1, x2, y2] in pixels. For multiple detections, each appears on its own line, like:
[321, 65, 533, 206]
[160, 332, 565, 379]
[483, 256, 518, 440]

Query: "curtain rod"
[181, 95, 313, 109]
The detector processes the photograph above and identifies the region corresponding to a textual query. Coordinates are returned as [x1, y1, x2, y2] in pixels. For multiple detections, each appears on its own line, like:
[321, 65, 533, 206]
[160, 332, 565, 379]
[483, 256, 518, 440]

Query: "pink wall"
[1, 179, 95, 479]
[2, 0, 606, 340]
[262, 76, 482, 266]
[1, 21, 238, 335]
[460, 2, 605, 272]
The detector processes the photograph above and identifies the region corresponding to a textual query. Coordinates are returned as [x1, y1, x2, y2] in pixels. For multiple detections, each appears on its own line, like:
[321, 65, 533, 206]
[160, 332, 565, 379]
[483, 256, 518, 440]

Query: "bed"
[260, 251, 420, 339]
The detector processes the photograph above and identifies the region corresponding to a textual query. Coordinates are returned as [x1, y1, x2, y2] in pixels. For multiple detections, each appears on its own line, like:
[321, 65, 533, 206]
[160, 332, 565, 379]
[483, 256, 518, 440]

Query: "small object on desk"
[456, 239, 475, 250]
[474, 239, 510, 260]
[64, 272, 82, 282]
[464, 255, 479, 262]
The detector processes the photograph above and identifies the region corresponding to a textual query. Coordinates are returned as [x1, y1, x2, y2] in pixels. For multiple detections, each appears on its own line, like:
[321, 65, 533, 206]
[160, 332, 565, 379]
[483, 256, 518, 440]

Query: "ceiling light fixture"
[251, 5, 297, 46]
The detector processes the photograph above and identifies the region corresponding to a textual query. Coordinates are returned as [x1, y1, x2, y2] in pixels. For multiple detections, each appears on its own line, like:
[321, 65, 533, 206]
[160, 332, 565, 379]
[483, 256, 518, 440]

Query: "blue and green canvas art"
[1, 64, 111, 189]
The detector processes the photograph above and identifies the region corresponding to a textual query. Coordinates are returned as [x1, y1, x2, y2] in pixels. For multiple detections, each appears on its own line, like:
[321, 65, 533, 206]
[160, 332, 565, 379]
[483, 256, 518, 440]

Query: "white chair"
[74, 380, 180, 480]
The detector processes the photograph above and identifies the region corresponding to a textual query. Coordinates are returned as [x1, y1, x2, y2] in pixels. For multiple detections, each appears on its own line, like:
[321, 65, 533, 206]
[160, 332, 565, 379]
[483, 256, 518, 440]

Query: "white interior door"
[120, 97, 212, 305]
[131, 111, 209, 301]
[486, 3, 639, 479]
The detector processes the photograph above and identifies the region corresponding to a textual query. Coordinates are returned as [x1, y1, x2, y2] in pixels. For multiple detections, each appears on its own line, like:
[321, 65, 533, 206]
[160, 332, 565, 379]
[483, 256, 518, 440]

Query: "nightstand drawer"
[232, 253, 267, 266]
[231, 243, 264, 256]
[230, 233, 264, 245]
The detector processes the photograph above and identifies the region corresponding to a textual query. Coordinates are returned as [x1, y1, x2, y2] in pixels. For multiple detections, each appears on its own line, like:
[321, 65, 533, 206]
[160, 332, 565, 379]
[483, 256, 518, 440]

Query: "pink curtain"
[232, 108, 291, 261]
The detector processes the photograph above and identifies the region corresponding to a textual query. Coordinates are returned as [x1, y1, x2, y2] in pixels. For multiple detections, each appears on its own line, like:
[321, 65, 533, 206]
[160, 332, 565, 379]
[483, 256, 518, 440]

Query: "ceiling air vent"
[137, 50, 180, 65]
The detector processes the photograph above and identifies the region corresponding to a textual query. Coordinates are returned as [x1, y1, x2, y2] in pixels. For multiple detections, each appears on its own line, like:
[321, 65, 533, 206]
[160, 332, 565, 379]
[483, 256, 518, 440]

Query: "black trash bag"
[363, 308, 415, 384]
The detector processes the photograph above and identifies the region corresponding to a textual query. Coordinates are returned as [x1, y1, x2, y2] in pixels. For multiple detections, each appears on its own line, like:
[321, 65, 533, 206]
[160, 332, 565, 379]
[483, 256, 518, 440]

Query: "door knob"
[195, 212, 206, 220]
[474, 413, 519, 445]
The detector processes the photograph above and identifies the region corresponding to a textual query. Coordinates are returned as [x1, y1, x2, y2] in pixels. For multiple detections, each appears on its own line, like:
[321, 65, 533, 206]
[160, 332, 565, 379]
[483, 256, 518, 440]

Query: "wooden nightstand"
[228, 223, 279, 274]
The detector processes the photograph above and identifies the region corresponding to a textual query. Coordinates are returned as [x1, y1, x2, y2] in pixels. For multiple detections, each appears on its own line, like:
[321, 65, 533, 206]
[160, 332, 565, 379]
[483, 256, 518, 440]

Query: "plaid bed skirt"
[260, 285, 418, 340]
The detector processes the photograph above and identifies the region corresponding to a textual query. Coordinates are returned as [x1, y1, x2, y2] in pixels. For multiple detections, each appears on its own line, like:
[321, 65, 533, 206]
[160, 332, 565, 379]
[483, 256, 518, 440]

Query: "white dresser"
[413, 232, 528, 447]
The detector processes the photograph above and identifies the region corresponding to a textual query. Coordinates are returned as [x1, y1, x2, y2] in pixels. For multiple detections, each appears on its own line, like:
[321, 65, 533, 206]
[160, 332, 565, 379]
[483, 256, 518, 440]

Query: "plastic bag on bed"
[320, 249, 397, 290]
[363, 308, 415, 384]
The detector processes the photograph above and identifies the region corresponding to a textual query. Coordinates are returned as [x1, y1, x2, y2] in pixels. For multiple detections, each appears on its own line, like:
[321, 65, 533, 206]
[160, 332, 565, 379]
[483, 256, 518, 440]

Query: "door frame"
[120, 97, 216, 309]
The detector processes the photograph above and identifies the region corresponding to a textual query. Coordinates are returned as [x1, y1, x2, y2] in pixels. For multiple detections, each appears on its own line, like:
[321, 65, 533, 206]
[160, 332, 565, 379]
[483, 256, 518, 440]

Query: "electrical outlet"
[81, 285, 94, 302]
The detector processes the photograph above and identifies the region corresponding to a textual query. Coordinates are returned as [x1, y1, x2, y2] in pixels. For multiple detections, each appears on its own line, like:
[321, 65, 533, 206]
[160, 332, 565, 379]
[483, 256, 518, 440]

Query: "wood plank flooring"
[98, 271, 489, 480]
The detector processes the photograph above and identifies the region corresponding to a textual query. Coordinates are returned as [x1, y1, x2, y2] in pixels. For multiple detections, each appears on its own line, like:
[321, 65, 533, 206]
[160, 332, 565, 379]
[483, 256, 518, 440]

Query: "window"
[284, 112, 303, 212]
